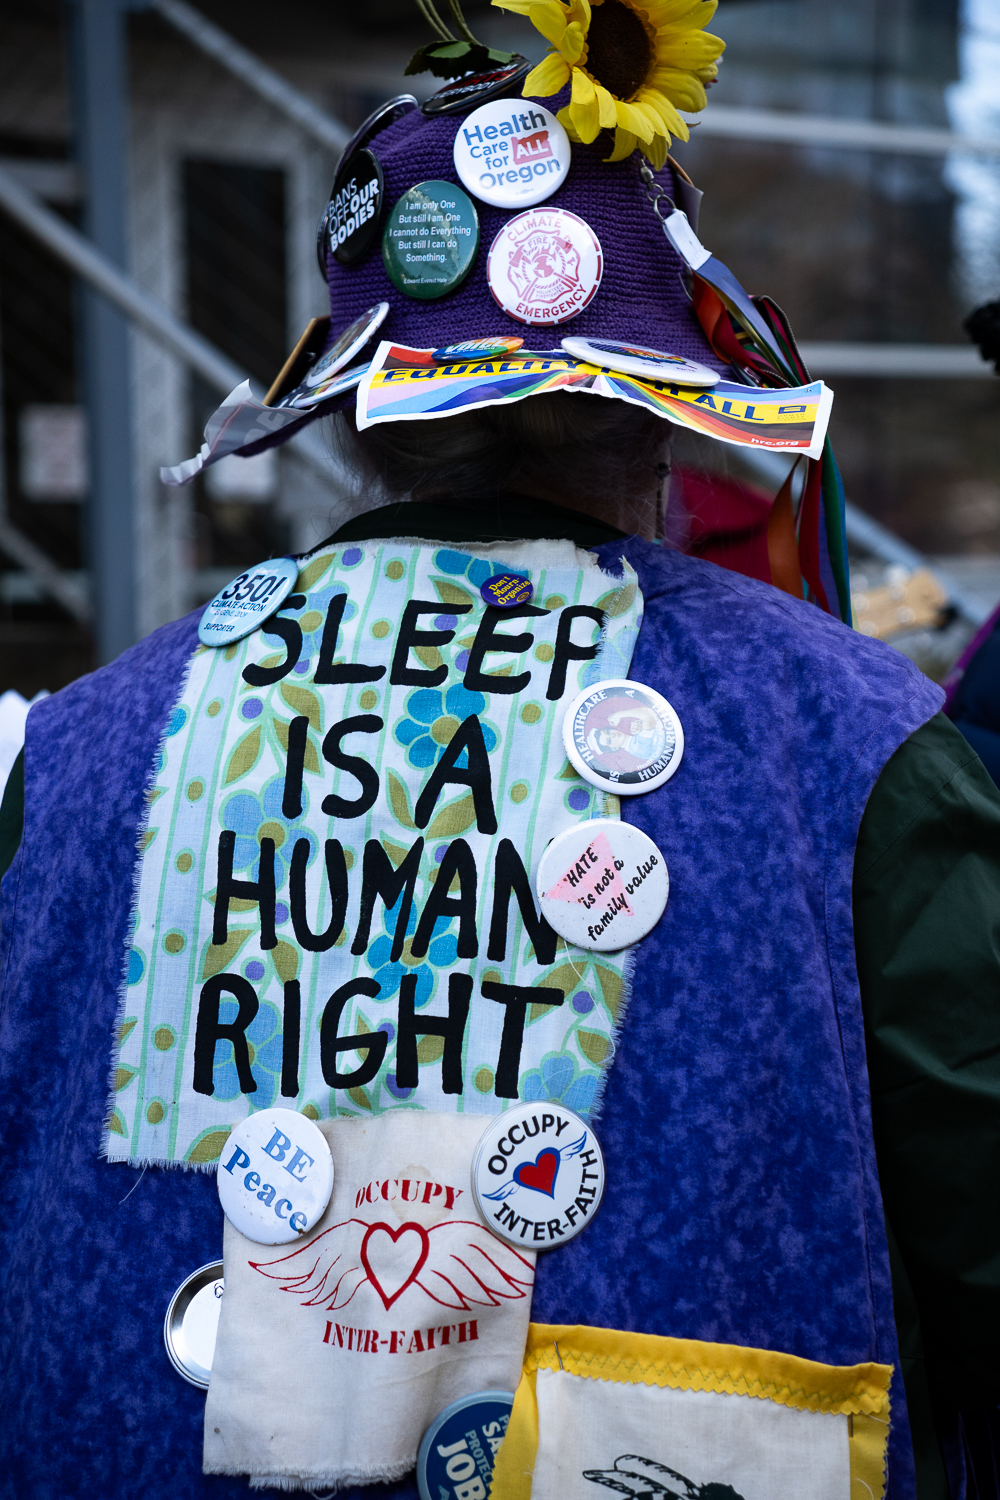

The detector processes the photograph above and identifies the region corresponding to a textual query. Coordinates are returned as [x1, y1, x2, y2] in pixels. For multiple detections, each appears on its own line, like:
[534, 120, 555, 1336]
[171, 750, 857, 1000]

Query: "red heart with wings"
[513, 1147, 560, 1197]
[360, 1222, 430, 1309]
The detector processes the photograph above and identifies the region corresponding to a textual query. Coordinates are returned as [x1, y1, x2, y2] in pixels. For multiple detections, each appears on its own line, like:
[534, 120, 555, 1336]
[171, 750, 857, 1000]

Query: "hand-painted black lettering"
[319, 977, 386, 1087]
[314, 591, 386, 685]
[546, 605, 604, 700]
[213, 830, 276, 949]
[193, 973, 259, 1096]
[487, 838, 557, 965]
[241, 594, 306, 686]
[281, 979, 301, 1096]
[463, 604, 547, 695]
[390, 600, 471, 687]
[481, 982, 564, 1097]
[321, 715, 383, 818]
[414, 715, 497, 834]
[282, 715, 309, 818]
[290, 837, 348, 951]
[395, 972, 471, 1094]
[352, 837, 424, 961]
[411, 839, 478, 959]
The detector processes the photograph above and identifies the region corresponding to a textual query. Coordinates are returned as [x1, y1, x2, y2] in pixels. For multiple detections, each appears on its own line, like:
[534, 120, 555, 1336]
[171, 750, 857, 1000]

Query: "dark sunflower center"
[585, 0, 652, 101]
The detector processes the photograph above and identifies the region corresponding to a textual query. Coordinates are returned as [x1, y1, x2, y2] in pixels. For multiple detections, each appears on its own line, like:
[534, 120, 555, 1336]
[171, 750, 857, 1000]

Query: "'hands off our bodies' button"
[217, 1108, 334, 1244]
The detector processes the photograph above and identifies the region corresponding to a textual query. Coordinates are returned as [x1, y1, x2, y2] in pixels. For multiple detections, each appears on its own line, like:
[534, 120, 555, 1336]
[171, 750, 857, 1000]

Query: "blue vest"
[0, 538, 942, 1500]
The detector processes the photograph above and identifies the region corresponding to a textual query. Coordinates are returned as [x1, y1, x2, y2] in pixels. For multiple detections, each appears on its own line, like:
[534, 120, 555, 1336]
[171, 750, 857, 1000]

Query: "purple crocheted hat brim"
[242, 96, 729, 456]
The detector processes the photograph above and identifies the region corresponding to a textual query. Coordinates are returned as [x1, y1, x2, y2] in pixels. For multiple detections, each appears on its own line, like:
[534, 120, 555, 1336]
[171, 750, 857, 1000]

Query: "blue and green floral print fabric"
[107, 541, 643, 1166]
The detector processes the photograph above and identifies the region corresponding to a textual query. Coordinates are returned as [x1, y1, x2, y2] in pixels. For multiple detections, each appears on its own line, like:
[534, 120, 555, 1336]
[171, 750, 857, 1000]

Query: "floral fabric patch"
[108, 541, 643, 1166]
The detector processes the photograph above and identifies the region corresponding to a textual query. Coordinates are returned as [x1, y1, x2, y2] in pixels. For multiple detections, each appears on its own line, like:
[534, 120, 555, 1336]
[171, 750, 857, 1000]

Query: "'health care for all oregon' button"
[417, 1391, 515, 1500]
[452, 98, 570, 209]
[560, 336, 721, 388]
[536, 818, 669, 952]
[488, 208, 602, 327]
[480, 572, 533, 608]
[198, 556, 299, 647]
[217, 1107, 334, 1244]
[382, 180, 479, 300]
[563, 678, 684, 794]
[472, 1103, 605, 1250]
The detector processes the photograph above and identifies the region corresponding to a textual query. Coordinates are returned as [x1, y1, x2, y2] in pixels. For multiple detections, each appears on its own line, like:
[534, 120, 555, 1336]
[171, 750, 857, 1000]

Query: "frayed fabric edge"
[202, 1459, 415, 1491]
[101, 641, 202, 1166]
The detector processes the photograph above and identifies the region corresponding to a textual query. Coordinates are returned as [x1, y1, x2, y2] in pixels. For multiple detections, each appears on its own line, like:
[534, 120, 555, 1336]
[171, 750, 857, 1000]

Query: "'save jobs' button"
[472, 1102, 605, 1250]
[417, 1391, 514, 1500]
[198, 556, 300, 648]
[536, 817, 669, 952]
[217, 1107, 334, 1244]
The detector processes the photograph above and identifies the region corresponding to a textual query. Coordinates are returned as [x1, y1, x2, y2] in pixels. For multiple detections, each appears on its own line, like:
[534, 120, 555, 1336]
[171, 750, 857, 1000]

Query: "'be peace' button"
[217, 1108, 334, 1244]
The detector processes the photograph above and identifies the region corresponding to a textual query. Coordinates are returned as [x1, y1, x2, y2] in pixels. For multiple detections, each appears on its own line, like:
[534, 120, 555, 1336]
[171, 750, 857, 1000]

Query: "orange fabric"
[766, 464, 803, 600]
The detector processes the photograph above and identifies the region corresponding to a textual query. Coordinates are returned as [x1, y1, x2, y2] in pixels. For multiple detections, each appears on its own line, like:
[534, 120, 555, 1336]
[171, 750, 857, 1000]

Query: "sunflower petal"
[523, 52, 572, 95]
[654, 30, 726, 66]
[528, 1, 570, 48]
[641, 133, 669, 170]
[556, 104, 584, 142]
[642, 0, 714, 22]
[570, 67, 602, 142]
[636, 86, 687, 137]
[570, 0, 592, 28]
[491, 0, 536, 13]
[562, 20, 587, 61]
[605, 127, 638, 163]
[615, 99, 655, 142]
[594, 82, 619, 129]
[649, 67, 707, 111]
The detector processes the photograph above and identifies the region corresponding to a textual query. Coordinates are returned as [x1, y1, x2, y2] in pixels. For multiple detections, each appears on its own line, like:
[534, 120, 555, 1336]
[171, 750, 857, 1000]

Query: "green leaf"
[594, 964, 625, 1019]
[433, 579, 475, 608]
[115, 1066, 138, 1092]
[118, 1016, 138, 1044]
[187, 1128, 232, 1164]
[538, 962, 585, 997]
[381, 836, 412, 869]
[202, 928, 254, 980]
[274, 716, 319, 772]
[387, 769, 416, 829]
[578, 1029, 612, 1065]
[405, 40, 516, 76]
[558, 760, 583, 780]
[297, 552, 334, 591]
[347, 1086, 372, 1111]
[281, 682, 322, 731]
[140, 827, 157, 851]
[224, 726, 261, 783]
[414, 645, 443, 672]
[426, 792, 477, 839]
[272, 941, 300, 984]
[108, 1108, 126, 1136]
[417, 1034, 445, 1063]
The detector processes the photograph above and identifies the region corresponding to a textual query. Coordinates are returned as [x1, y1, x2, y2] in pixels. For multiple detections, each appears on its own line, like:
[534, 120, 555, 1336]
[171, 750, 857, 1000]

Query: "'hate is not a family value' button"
[217, 1108, 334, 1245]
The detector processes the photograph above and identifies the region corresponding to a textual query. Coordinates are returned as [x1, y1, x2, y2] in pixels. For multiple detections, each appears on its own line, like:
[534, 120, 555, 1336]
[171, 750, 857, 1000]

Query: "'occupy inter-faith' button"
[471, 1102, 605, 1250]
[536, 817, 669, 952]
[198, 557, 300, 647]
[217, 1108, 334, 1244]
[453, 98, 570, 210]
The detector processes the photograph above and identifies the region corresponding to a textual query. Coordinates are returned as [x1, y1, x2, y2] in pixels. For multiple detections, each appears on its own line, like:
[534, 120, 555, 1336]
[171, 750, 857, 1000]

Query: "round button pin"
[481, 572, 533, 608]
[563, 679, 684, 794]
[421, 56, 532, 116]
[487, 208, 602, 327]
[382, 180, 480, 301]
[560, 336, 721, 387]
[164, 1261, 225, 1388]
[432, 336, 524, 363]
[417, 1391, 515, 1500]
[198, 556, 300, 648]
[336, 94, 418, 173]
[453, 98, 570, 210]
[275, 302, 389, 410]
[216, 1108, 334, 1245]
[317, 148, 384, 269]
[472, 1103, 605, 1250]
[535, 817, 669, 952]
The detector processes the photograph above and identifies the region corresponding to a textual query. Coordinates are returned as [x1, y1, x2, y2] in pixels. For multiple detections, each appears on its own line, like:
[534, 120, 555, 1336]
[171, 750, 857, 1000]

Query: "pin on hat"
[536, 817, 669, 951]
[561, 337, 721, 388]
[217, 1107, 334, 1244]
[417, 1392, 515, 1500]
[563, 679, 684, 795]
[164, 1262, 225, 1388]
[382, 180, 480, 300]
[472, 1102, 605, 1250]
[453, 98, 571, 210]
[432, 336, 523, 363]
[198, 557, 300, 647]
[488, 208, 602, 327]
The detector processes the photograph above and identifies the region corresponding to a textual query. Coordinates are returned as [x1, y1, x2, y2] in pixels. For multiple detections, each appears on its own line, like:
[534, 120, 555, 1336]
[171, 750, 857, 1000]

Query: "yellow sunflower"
[491, 0, 724, 168]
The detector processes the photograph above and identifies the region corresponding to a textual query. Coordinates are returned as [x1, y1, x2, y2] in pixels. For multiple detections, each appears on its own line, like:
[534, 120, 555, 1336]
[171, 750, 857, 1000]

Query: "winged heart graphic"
[251, 1218, 534, 1312]
[583, 1455, 746, 1500]
[482, 1130, 589, 1203]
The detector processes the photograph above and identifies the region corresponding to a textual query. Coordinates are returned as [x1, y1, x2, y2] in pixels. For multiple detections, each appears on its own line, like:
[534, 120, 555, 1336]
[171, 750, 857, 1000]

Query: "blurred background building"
[0, 0, 997, 704]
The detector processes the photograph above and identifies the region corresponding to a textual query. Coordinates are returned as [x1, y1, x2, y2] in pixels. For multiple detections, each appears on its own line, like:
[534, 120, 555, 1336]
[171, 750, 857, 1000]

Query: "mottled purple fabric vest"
[0, 537, 942, 1500]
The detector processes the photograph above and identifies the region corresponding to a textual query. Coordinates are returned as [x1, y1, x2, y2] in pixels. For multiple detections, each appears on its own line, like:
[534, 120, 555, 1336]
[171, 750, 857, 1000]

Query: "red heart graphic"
[360, 1222, 429, 1309]
[513, 1147, 560, 1197]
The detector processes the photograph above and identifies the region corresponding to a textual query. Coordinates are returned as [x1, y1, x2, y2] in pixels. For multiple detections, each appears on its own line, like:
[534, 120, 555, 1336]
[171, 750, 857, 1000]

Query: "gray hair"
[331, 392, 671, 521]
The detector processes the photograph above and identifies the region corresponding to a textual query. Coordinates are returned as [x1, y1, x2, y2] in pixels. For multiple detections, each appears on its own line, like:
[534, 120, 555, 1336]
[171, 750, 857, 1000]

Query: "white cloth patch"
[531, 1367, 851, 1500]
[204, 1111, 534, 1490]
[108, 540, 643, 1166]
